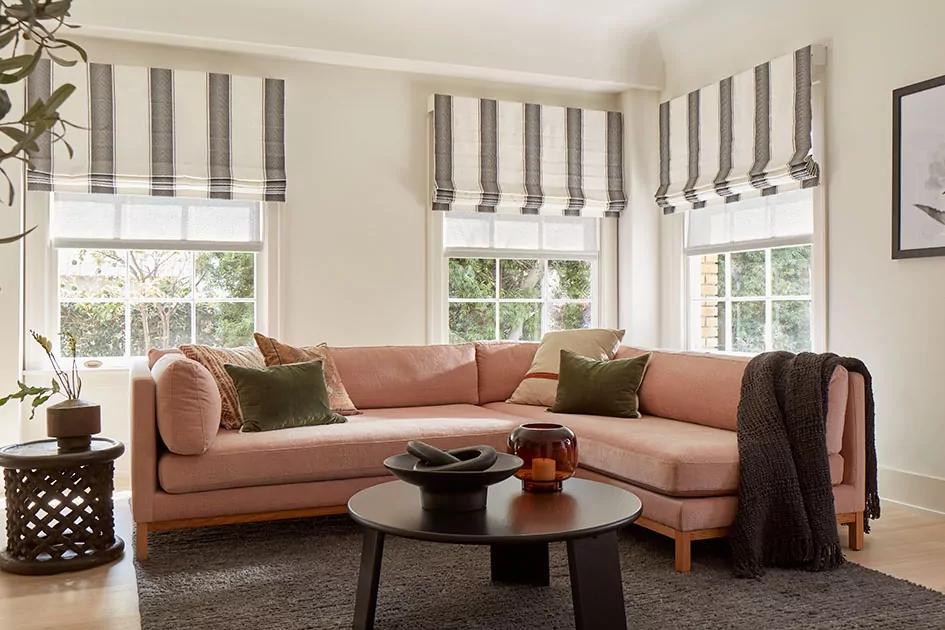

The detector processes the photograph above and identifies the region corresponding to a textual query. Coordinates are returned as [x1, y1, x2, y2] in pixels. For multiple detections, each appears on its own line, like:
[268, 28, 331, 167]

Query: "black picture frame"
[892, 73, 945, 259]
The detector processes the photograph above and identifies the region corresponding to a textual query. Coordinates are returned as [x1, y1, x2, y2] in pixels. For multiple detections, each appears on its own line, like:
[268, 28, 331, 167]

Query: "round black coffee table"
[347, 477, 642, 630]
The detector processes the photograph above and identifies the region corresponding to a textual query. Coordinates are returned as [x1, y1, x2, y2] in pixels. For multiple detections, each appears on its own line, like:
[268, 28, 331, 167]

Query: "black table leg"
[490, 542, 550, 586]
[567, 531, 627, 630]
[353, 529, 385, 630]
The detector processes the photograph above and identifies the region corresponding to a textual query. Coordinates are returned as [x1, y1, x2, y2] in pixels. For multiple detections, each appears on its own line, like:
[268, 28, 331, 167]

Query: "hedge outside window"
[689, 245, 812, 354]
[448, 258, 594, 343]
[58, 249, 256, 358]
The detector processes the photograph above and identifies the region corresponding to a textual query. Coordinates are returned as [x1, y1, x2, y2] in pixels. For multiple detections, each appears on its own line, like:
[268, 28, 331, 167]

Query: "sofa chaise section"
[484, 404, 846, 497]
[478, 344, 866, 571]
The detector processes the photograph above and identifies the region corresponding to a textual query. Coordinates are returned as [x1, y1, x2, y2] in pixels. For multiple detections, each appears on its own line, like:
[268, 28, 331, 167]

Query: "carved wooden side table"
[0, 437, 125, 575]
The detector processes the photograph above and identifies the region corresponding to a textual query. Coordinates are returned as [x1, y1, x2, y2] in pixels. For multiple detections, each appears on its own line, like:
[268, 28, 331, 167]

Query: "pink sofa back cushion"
[616, 346, 848, 454]
[475, 341, 539, 404]
[617, 347, 748, 432]
[330, 344, 479, 409]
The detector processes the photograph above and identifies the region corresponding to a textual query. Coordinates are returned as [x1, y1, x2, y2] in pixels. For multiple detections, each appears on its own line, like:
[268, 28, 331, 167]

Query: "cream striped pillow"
[507, 329, 625, 407]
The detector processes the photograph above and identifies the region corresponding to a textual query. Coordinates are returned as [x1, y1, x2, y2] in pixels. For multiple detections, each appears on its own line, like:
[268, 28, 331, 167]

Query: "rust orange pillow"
[253, 333, 360, 416]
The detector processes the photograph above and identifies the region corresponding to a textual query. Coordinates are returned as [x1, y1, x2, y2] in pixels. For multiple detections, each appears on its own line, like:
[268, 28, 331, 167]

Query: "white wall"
[7, 36, 618, 485]
[72, 0, 676, 91]
[0, 193, 21, 451]
[657, 0, 945, 512]
[617, 89, 662, 347]
[0, 85, 25, 450]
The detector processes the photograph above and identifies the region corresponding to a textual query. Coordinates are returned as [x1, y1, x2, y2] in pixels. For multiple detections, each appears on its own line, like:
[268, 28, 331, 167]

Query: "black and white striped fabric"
[432, 94, 626, 218]
[26, 59, 286, 202]
[655, 46, 819, 215]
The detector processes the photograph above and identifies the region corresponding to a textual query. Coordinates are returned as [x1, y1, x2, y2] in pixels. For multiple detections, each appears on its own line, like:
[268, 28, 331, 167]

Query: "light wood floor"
[0, 499, 942, 630]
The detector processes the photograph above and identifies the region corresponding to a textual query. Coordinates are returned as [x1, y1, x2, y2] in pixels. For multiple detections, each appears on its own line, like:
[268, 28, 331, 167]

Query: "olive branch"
[0, 0, 87, 244]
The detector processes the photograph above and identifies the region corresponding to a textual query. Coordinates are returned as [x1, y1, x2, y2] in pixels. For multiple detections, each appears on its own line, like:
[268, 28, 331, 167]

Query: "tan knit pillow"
[253, 333, 360, 416]
[507, 329, 625, 407]
[179, 345, 265, 430]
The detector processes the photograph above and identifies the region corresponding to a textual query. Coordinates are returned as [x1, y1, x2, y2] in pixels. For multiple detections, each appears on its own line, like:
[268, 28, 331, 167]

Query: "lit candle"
[531, 457, 556, 482]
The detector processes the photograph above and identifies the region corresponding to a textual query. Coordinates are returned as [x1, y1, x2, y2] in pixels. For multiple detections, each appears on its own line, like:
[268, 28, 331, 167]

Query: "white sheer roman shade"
[684, 188, 813, 256]
[445, 213, 598, 258]
[50, 193, 262, 252]
[27, 60, 286, 201]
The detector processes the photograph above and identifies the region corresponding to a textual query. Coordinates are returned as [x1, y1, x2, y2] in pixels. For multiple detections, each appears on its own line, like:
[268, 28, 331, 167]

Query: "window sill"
[686, 348, 757, 359]
[24, 366, 132, 378]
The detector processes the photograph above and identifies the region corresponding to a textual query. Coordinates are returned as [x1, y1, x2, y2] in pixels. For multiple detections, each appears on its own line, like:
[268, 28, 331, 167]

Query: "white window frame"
[682, 193, 825, 354]
[426, 212, 617, 344]
[23, 193, 282, 371]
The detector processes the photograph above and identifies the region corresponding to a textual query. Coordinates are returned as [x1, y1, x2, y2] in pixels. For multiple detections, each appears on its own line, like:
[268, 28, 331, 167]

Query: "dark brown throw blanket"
[731, 352, 880, 578]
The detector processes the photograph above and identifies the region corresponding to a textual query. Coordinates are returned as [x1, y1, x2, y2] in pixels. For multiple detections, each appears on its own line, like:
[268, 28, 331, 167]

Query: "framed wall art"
[893, 73, 945, 259]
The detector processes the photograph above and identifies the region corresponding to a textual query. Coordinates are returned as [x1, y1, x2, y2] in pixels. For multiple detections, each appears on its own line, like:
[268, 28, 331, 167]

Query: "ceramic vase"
[46, 399, 101, 452]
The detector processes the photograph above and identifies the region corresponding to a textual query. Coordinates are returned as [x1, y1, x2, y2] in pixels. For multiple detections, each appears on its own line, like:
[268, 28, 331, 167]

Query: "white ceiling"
[72, 0, 710, 91]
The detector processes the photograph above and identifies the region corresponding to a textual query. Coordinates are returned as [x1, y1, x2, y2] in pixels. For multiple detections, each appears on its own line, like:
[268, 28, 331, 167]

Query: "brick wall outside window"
[699, 254, 721, 350]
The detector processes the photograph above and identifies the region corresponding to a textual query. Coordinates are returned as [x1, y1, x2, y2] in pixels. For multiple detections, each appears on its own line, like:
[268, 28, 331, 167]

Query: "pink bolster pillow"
[151, 354, 221, 455]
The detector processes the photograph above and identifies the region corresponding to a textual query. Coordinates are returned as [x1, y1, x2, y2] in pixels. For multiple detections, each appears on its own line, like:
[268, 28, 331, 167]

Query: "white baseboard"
[879, 466, 945, 516]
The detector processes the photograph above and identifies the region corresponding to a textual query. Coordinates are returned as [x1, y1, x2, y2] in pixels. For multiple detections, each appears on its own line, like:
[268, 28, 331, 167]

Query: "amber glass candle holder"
[507, 423, 578, 492]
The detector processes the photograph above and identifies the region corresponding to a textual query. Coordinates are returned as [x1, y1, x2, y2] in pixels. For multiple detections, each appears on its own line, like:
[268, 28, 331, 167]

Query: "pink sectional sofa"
[130, 342, 867, 572]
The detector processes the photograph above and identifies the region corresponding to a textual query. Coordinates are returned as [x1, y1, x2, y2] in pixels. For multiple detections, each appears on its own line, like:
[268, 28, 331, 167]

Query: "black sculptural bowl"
[383, 452, 523, 513]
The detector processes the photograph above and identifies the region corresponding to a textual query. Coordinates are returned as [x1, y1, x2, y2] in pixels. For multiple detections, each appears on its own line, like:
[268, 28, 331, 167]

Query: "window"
[442, 214, 599, 343]
[50, 194, 262, 360]
[58, 249, 256, 357]
[685, 189, 816, 354]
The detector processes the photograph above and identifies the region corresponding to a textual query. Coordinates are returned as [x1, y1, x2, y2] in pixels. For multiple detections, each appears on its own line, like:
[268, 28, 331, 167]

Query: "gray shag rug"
[134, 517, 945, 630]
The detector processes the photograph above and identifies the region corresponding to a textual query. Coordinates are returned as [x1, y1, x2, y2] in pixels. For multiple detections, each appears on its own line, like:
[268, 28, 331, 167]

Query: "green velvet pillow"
[549, 349, 652, 418]
[224, 359, 347, 433]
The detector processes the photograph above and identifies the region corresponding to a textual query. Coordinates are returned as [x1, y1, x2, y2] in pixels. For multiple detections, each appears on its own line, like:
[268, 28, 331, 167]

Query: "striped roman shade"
[432, 94, 626, 218]
[26, 59, 286, 201]
[655, 46, 820, 215]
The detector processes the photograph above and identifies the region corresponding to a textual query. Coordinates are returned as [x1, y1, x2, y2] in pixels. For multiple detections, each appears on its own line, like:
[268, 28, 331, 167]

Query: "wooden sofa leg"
[675, 532, 692, 572]
[136, 523, 148, 561]
[847, 512, 864, 551]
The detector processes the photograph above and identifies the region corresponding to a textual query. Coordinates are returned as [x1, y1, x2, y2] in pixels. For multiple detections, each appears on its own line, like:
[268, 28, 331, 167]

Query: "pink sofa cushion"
[488, 402, 740, 497]
[486, 402, 844, 497]
[158, 404, 522, 493]
[474, 341, 538, 404]
[330, 344, 479, 409]
[151, 354, 221, 455]
[616, 347, 749, 432]
[616, 347, 848, 455]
